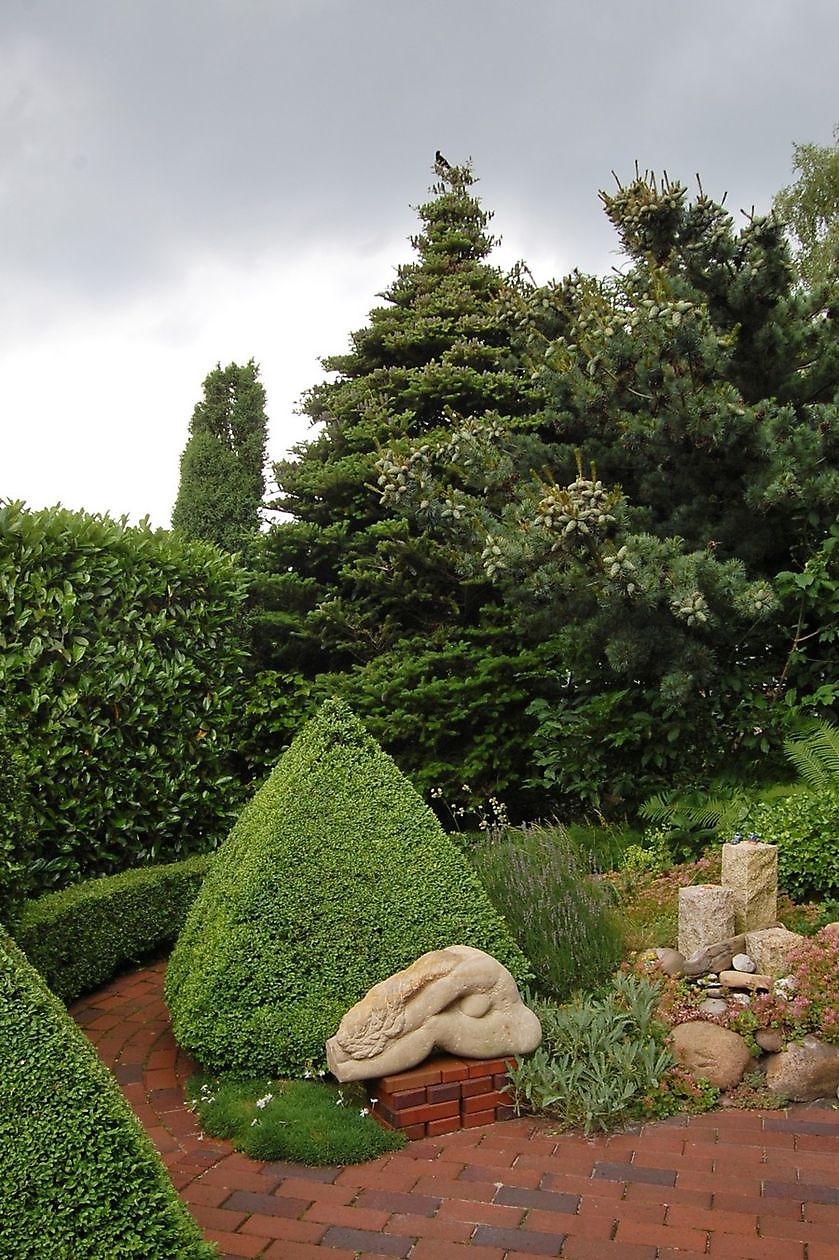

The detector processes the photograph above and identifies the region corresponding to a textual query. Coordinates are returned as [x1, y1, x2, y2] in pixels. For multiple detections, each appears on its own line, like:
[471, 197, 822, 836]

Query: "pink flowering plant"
[750, 927, 839, 1046]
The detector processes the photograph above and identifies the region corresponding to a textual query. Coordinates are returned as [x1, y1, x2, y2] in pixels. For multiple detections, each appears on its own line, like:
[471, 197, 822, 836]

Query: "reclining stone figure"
[326, 945, 542, 1082]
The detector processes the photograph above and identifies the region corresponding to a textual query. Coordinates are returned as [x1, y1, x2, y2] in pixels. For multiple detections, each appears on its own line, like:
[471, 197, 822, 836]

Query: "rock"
[670, 1021, 753, 1089]
[682, 935, 746, 977]
[731, 953, 756, 972]
[764, 1036, 839, 1102]
[678, 886, 736, 959]
[731, 992, 751, 1005]
[719, 970, 773, 991]
[325, 945, 542, 1082]
[705, 987, 725, 998]
[745, 927, 804, 977]
[698, 998, 729, 1017]
[755, 1029, 784, 1054]
[655, 947, 686, 977]
[721, 842, 778, 932]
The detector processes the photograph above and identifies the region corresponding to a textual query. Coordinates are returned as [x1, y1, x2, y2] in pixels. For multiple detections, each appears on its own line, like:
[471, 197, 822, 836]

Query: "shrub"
[469, 824, 623, 1001]
[750, 927, 839, 1045]
[507, 972, 716, 1133]
[0, 500, 249, 898]
[165, 698, 531, 1077]
[0, 721, 34, 919]
[187, 1074, 405, 1165]
[0, 929, 214, 1259]
[747, 786, 839, 900]
[12, 855, 211, 1004]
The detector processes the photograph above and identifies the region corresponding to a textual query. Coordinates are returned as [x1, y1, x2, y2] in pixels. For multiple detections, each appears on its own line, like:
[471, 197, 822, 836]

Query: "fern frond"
[784, 721, 839, 790]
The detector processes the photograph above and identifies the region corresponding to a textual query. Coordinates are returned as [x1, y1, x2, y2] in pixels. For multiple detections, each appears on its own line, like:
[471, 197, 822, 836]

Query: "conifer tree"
[172, 360, 268, 554]
[252, 162, 556, 810]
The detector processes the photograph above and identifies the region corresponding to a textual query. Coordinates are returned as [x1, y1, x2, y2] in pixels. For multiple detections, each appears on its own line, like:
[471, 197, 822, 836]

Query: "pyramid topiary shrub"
[0, 929, 213, 1259]
[165, 698, 531, 1076]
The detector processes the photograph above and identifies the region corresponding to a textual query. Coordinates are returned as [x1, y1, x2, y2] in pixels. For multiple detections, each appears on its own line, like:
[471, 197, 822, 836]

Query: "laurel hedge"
[0, 501, 249, 902]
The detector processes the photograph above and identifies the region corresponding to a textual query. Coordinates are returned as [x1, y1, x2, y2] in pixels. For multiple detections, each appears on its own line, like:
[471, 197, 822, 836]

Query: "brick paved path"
[70, 960, 839, 1260]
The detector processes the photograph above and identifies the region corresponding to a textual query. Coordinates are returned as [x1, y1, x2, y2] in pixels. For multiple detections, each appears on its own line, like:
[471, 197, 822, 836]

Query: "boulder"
[719, 970, 773, 992]
[764, 1036, 839, 1102]
[755, 1029, 784, 1054]
[682, 934, 745, 978]
[655, 947, 686, 977]
[745, 927, 805, 977]
[669, 1021, 753, 1089]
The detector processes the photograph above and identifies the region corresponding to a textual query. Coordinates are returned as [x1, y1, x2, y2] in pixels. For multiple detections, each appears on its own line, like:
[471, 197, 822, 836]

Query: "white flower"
[255, 1093, 273, 1109]
[359, 1107, 369, 1117]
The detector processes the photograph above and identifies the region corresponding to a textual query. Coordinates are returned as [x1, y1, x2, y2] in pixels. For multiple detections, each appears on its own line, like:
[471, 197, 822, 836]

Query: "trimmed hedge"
[0, 929, 215, 1259]
[12, 855, 211, 1004]
[165, 698, 531, 1077]
[0, 501, 248, 899]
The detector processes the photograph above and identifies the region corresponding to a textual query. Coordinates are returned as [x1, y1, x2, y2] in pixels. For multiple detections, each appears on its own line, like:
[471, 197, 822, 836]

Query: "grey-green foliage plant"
[0, 500, 249, 897]
[165, 698, 531, 1077]
[469, 823, 623, 1002]
[0, 929, 214, 1259]
[507, 972, 674, 1134]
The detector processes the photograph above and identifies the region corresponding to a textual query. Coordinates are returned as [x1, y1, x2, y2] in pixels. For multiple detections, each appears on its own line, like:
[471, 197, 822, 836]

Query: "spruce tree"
[252, 162, 556, 811]
[172, 360, 268, 553]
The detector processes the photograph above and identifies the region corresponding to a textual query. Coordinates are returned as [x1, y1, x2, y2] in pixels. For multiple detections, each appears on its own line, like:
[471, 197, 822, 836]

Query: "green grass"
[186, 1074, 406, 1164]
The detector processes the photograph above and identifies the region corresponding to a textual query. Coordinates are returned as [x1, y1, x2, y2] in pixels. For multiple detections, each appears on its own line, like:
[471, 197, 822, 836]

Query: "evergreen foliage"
[377, 169, 838, 813]
[0, 929, 213, 1259]
[165, 698, 530, 1077]
[0, 500, 248, 897]
[13, 855, 211, 1003]
[252, 160, 557, 808]
[172, 359, 268, 553]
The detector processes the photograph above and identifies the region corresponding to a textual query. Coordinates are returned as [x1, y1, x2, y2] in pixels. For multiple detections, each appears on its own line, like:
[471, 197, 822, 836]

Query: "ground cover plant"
[165, 698, 530, 1077]
[187, 1073, 404, 1164]
[0, 928, 213, 1259]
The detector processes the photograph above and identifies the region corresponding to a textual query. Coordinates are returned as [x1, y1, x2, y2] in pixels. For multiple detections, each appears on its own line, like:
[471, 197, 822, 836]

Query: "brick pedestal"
[366, 1053, 517, 1140]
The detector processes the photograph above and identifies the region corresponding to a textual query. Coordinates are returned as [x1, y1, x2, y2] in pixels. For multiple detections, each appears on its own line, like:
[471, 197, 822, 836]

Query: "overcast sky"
[3, 0, 836, 528]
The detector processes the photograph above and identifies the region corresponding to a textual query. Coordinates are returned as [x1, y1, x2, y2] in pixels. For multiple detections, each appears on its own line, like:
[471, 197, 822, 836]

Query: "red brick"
[320, 1225, 414, 1256]
[187, 1203, 248, 1233]
[409, 1240, 505, 1260]
[468, 1056, 517, 1076]
[396, 1099, 460, 1127]
[463, 1108, 496, 1128]
[438, 1057, 471, 1082]
[462, 1075, 494, 1098]
[561, 1240, 656, 1260]
[614, 1219, 708, 1251]
[377, 1063, 444, 1092]
[380, 1086, 427, 1110]
[263, 1243, 353, 1260]
[427, 1081, 462, 1104]
[239, 1214, 326, 1243]
[708, 1232, 805, 1260]
[427, 1114, 463, 1137]
[463, 1088, 511, 1113]
[303, 1200, 391, 1231]
[493, 1072, 512, 1089]
[385, 1211, 474, 1243]
[402, 1122, 427, 1140]
[201, 1229, 265, 1257]
[667, 1202, 759, 1234]
[525, 1208, 612, 1241]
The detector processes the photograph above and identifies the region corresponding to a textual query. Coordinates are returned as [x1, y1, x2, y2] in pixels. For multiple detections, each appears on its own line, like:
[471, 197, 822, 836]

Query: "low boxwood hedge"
[12, 854, 211, 1004]
[0, 927, 215, 1258]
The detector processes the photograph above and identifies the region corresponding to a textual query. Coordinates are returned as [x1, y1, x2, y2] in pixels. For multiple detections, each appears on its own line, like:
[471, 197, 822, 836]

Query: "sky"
[2, 0, 837, 529]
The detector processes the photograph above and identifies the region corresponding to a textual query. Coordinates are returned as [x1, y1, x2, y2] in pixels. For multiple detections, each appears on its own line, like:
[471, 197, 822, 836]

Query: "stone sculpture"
[325, 945, 542, 1082]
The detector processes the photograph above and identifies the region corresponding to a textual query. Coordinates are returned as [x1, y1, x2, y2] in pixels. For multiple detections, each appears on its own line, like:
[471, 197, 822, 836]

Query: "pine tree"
[172, 360, 268, 553]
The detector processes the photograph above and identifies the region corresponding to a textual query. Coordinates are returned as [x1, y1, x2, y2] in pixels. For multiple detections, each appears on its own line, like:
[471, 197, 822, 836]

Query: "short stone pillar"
[678, 884, 736, 958]
[722, 842, 777, 933]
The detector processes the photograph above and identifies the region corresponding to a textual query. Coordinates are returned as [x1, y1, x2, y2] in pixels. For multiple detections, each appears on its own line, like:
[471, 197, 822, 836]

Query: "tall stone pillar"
[721, 841, 777, 933]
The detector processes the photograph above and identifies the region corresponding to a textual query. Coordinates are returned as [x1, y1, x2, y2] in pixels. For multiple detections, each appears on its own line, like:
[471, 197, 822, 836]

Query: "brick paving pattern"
[69, 961, 839, 1259]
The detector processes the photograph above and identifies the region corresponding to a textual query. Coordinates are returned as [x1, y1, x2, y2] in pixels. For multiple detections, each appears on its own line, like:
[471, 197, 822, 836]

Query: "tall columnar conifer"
[172, 360, 268, 554]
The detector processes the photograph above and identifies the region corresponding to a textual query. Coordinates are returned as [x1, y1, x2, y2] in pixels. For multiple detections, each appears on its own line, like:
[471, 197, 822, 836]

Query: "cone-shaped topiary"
[0, 930, 213, 1259]
[165, 698, 531, 1076]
